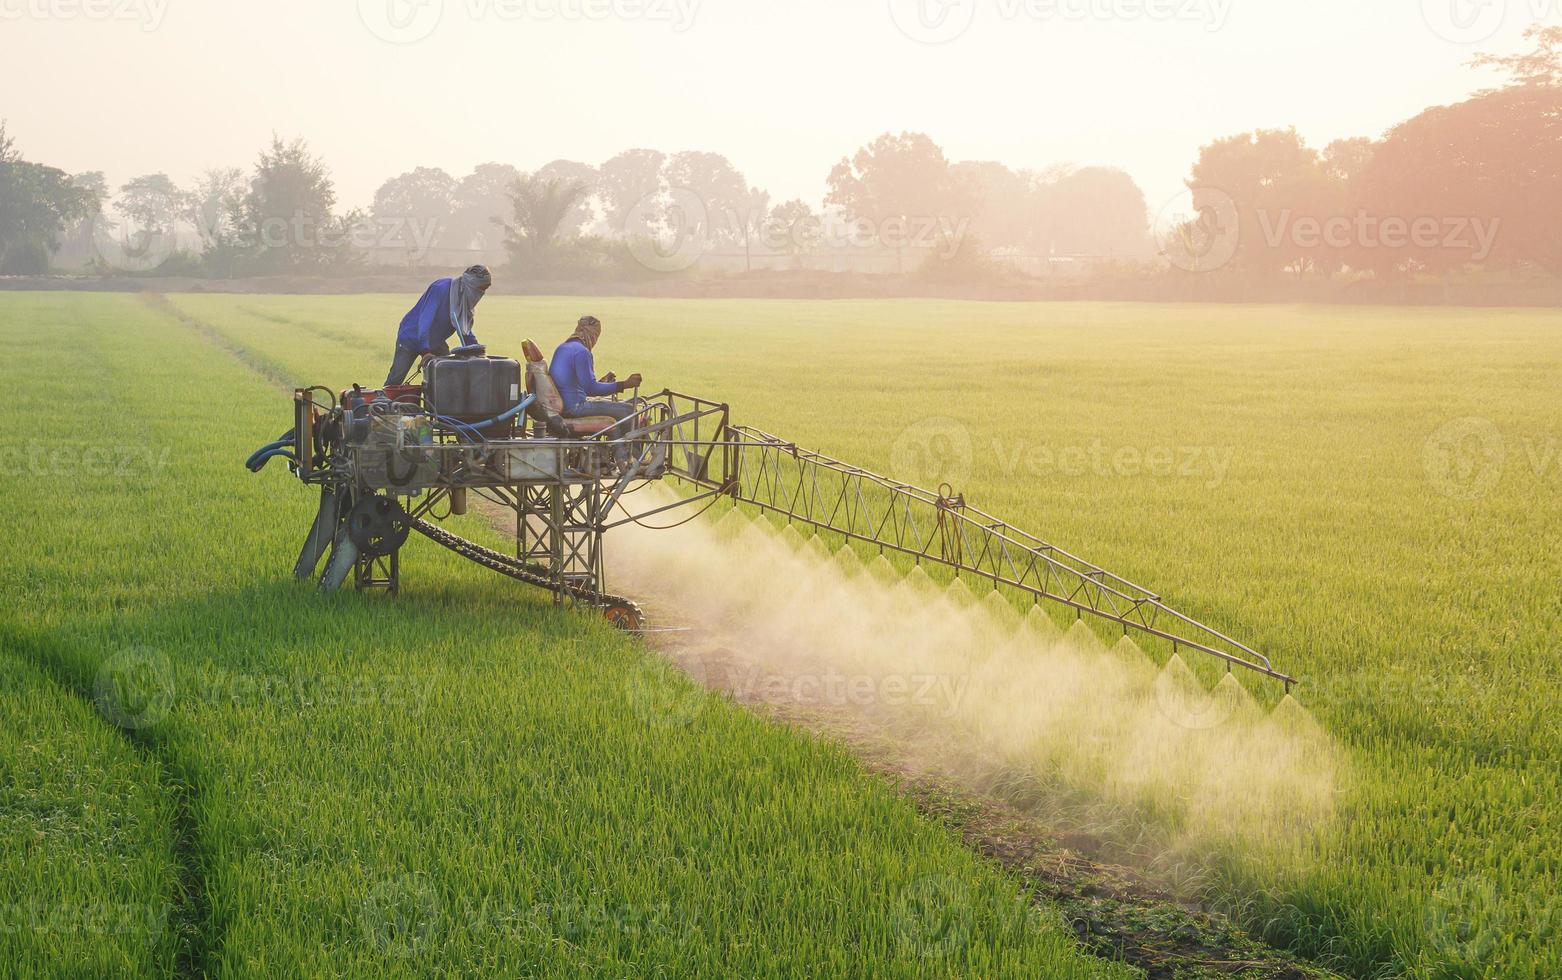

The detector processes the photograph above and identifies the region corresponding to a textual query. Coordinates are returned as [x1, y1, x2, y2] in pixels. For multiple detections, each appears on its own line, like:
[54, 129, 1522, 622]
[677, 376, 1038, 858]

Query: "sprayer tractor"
[250, 342, 1295, 693]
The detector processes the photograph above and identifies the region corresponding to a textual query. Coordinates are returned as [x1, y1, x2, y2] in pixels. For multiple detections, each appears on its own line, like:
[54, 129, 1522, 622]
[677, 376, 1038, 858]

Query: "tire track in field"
[48, 297, 228, 978]
[144, 293, 306, 390]
[235, 303, 368, 350]
[2, 623, 215, 979]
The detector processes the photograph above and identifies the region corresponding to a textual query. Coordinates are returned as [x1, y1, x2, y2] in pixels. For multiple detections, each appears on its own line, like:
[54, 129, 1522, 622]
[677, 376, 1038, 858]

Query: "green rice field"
[2, 291, 1558, 978]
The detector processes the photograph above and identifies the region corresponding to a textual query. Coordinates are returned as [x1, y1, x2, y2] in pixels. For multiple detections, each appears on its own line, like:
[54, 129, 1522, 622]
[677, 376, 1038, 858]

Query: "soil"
[635, 621, 1346, 980]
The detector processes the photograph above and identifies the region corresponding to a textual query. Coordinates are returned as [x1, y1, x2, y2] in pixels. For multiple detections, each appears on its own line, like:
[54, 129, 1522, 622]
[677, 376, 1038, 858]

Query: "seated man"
[549, 316, 641, 468]
[385, 265, 491, 386]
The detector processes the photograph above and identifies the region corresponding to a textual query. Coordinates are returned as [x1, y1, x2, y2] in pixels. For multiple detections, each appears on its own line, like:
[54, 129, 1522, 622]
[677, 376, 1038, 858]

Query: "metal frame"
[286, 385, 1295, 691]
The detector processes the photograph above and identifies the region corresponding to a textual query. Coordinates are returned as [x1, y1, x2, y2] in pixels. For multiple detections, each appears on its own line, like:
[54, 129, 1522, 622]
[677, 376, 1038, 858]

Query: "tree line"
[2, 27, 1556, 283]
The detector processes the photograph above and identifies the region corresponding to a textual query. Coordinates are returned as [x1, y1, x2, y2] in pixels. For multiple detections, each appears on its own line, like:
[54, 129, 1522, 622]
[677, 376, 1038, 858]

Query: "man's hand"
[601, 371, 616, 383]
[624, 373, 643, 388]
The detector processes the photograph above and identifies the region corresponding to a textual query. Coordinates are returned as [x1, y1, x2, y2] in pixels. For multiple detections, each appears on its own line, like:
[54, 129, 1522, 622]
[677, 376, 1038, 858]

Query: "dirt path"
[627, 610, 1344, 980]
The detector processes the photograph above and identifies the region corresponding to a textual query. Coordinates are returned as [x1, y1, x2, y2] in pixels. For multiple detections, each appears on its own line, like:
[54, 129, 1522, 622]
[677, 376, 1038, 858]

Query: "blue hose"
[247, 448, 298, 472]
[431, 396, 535, 443]
[246, 430, 297, 471]
[461, 396, 533, 431]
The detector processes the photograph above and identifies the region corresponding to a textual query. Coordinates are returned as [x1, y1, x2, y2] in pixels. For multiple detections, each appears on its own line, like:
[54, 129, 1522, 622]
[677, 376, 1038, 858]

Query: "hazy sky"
[1, 0, 1551, 215]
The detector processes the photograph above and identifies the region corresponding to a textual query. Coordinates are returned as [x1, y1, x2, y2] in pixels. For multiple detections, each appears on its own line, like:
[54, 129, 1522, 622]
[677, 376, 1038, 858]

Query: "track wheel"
[602, 602, 644, 631]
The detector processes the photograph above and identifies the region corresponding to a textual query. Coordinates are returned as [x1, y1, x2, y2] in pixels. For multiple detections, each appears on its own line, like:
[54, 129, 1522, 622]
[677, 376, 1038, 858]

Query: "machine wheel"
[347, 495, 410, 558]
[602, 601, 644, 631]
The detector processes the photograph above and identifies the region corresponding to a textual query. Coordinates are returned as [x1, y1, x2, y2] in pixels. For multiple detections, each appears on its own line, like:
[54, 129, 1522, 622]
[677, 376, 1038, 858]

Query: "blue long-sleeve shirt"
[396, 278, 460, 354]
[549, 338, 618, 414]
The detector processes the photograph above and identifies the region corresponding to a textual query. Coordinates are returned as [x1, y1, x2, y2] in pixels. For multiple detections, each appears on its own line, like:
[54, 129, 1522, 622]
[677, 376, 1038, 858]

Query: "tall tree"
[534, 159, 598, 239]
[232, 135, 343, 272]
[598, 148, 666, 235]
[664, 150, 753, 247]
[767, 199, 821, 267]
[1356, 86, 1562, 276]
[182, 168, 245, 247]
[827, 132, 967, 270]
[371, 166, 458, 255]
[448, 163, 522, 254]
[951, 160, 1033, 251]
[116, 173, 184, 235]
[500, 173, 590, 272]
[1186, 128, 1324, 276]
[0, 122, 93, 273]
[1035, 167, 1150, 257]
[1472, 24, 1562, 88]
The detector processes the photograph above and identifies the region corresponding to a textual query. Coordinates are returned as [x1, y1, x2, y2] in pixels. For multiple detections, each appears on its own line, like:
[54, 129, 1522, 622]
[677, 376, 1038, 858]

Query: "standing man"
[550, 316, 642, 468]
[385, 265, 491, 386]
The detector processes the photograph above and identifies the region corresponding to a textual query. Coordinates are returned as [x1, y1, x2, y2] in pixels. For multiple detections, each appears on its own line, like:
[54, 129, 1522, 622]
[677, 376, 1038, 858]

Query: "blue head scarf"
[449, 265, 491, 346]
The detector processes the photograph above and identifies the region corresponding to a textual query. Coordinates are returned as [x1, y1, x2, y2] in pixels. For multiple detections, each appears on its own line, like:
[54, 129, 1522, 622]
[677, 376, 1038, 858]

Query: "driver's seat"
[520, 340, 625, 437]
